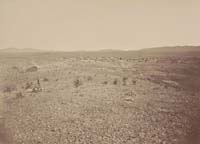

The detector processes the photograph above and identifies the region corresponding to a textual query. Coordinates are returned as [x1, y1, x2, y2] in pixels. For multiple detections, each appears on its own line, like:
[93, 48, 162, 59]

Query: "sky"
[0, 0, 200, 51]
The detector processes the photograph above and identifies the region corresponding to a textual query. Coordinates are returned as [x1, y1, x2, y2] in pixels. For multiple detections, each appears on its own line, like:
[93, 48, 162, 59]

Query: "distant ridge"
[0, 46, 200, 53]
[139, 45, 200, 52]
[0, 48, 43, 53]
[87, 46, 200, 52]
[98, 49, 123, 52]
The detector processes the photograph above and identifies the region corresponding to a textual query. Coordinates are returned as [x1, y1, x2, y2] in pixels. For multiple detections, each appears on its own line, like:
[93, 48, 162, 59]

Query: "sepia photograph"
[0, 0, 200, 143]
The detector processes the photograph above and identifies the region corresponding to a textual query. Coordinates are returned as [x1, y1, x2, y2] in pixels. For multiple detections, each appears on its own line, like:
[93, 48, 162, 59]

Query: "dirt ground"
[0, 52, 200, 144]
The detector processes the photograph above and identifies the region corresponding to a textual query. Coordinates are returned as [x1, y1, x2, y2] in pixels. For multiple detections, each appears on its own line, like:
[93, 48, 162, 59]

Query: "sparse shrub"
[16, 92, 23, 98]
[11, 66, 19, 70]
[87, 76, 93, 81]
[2, 83, 17, 93]
[122, 77, 128, 85]
[132, 79, 136, 85]
[74, 79, 82, 88]
[103, 81, 108, 85]
[113, 79, 118, 85]
[43, 78, 49, 82]
[123, 77, 128, 81]
[79, 94, 84, 97]
[25, 82, 33, 90]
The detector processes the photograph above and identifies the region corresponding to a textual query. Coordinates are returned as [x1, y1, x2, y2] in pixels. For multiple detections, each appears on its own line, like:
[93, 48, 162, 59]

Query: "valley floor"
[0, 53, 200, 144]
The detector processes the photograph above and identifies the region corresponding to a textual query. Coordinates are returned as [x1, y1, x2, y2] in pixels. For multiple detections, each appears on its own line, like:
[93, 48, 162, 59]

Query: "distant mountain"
[1, 46, 199, 54]
[0, 48, 43, 53]
[91, 46, 200, 53]
[98, 49, 124, 52]
[139, 46, 200, 53]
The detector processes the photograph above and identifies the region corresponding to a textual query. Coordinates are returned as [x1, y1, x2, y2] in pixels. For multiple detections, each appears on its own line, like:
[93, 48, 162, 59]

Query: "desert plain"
[0, 47, 200, 144]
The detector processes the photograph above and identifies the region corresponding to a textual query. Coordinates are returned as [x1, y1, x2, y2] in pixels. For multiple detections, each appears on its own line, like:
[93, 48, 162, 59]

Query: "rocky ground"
[0, 53, 200, 144]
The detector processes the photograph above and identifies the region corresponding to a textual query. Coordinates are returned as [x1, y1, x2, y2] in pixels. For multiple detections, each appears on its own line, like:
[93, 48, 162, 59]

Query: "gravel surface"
[0, 54, 200, 144]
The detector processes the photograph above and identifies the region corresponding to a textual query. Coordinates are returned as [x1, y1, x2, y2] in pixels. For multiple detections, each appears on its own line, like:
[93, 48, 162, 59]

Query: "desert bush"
[43, 78, 49, 82]
[74, 79, 82, 88]
[87, 76, 93, 81]
[16, 91, 23, 98]
[25, 82, 33, 90]
[122, 77, 128, 85]
[113, 79, 118, 85]
[11, 66, 19, 70]
[132, 79, 137, 85]
[103, 81, 108, 85]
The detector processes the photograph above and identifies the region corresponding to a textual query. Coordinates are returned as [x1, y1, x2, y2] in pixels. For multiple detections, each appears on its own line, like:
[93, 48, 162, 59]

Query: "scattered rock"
[125, 91, 136, 97]
[32, 87, 42, 93]
[162, 80, 179, 87]
[25, 79, 42, 93]
[124, 97, 134, 102]
[26, 88, 34, 93]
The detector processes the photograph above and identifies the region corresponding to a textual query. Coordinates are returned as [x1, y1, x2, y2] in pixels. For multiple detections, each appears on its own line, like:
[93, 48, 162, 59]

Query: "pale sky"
[0, 0, 200, 51]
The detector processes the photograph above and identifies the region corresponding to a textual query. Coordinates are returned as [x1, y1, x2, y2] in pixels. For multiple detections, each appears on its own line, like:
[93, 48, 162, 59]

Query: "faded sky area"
[0, 0, 200, 51]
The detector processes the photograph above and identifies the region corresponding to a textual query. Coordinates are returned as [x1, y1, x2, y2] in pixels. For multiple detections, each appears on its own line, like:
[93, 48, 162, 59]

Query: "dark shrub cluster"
[74, 79, 82, 88]
[113, 79, 118, 85]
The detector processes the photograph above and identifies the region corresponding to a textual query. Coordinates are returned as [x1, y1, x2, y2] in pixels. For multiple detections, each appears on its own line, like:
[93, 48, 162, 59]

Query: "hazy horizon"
[1, 0, 200, 51]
